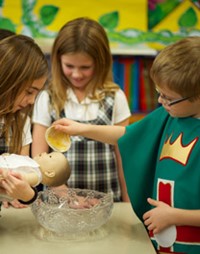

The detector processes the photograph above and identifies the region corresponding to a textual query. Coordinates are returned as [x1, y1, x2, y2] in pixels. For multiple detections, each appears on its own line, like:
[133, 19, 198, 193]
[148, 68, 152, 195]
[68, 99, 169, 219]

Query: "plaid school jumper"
[0, 122, 9, 154]
[50, 94, 121, 201]
[0, 123, 9, 211]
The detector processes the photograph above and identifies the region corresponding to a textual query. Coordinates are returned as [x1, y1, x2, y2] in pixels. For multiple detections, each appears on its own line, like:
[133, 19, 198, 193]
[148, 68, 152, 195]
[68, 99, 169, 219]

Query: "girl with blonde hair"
[32, 17, 131, 201]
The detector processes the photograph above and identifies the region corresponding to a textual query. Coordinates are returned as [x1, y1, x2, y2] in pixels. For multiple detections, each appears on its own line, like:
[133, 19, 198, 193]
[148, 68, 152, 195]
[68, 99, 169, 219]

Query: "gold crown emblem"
[160, 133, 198, 165]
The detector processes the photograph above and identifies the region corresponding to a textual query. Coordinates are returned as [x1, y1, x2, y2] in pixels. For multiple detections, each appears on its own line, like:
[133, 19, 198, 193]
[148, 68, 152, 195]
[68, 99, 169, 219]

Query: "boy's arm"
[143, 198, 200, 234]
[53, 118, 126, 145]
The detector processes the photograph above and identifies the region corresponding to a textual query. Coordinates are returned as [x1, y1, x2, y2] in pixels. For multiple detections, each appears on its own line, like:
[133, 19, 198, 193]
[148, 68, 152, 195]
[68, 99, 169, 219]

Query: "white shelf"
[111, 47, 157, 56]
[35, 38, 158, 56]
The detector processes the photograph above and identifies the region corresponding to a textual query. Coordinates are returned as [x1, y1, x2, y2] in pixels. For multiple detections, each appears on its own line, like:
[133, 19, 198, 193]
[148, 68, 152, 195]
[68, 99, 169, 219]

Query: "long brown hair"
[0, 35, 48, 153]
[49, 17, 119, 117]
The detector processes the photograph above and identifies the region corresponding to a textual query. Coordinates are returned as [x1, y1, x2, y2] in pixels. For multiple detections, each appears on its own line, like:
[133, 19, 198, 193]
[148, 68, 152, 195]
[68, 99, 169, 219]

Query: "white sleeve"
[112, 89, 131, 124]
[32, 90, 52, 127]
[22, 116, 32, 146]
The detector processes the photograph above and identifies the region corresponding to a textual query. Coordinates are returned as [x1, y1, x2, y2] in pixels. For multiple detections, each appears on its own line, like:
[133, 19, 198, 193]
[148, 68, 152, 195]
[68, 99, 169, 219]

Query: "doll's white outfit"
[0, 154, 41, 201]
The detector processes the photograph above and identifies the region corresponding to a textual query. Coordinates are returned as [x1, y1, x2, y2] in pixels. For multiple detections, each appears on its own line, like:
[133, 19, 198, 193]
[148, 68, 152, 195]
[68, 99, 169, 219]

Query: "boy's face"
[156, 86, 200, 118]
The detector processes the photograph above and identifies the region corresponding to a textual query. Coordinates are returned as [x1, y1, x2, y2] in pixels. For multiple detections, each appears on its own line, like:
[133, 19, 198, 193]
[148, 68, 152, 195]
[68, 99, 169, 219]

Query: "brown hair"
[150, 36, 200, 100]
[0, 35, 48, 153]
[49, 17, 119, 116]
[0, 29, 15, 40]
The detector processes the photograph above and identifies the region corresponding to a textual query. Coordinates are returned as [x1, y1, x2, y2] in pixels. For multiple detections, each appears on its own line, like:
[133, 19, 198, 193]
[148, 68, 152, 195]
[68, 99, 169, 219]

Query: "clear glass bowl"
[31, 188, 113, 236]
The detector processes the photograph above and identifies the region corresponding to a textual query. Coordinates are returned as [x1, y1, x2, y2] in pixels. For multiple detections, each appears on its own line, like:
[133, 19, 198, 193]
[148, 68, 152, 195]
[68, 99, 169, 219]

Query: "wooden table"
[0, 202, 156, 254]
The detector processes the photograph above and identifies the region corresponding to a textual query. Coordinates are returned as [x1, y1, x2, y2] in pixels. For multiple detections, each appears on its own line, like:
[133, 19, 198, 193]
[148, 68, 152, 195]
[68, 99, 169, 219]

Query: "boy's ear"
[44, 170, 55, 178]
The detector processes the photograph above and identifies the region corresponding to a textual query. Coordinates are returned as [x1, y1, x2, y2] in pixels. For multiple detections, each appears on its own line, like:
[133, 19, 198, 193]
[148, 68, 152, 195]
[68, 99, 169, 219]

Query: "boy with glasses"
[49, 36, 200, 254]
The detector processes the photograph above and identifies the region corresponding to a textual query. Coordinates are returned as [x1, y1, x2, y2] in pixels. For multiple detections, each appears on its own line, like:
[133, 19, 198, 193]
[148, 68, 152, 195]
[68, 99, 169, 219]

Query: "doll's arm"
[22, 172, 40, 187]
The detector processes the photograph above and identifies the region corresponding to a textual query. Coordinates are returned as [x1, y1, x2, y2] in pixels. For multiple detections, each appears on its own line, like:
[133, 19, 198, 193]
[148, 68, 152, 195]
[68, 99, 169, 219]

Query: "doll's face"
[33, 152, 71, 186]
[34, 152, 59, 164]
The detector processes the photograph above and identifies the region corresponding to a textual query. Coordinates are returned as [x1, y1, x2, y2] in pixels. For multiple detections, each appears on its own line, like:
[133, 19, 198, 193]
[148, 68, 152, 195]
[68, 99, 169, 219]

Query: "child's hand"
[0, 168, 8, 182]
[53, 118, 84, 136]
[143, 198, 174, 234]
[2, 200, 27, 209]
[0, 170, 34, 204]
[0, 171, 29, 208]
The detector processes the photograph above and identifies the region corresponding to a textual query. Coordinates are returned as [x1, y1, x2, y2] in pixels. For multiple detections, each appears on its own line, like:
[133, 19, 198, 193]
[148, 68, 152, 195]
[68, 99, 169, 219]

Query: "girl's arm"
[31, 123, 49, 157]
[53, 118, 126, 145]
[114, 118, 130, 202]
[2, 144, 33, 209]
[0, 168, 39, 187]
[115, 145, 129, 202]
[20, 144, 30, 156]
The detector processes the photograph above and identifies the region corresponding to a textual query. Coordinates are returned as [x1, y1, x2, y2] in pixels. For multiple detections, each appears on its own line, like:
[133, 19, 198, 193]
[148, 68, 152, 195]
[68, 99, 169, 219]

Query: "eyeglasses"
[156, 91, 192, 107]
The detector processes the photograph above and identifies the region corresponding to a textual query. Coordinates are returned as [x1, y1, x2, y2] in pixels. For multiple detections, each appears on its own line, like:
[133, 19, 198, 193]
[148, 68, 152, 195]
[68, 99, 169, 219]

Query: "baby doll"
[0, 152, 71, 201]
[0, 152, 100, 208]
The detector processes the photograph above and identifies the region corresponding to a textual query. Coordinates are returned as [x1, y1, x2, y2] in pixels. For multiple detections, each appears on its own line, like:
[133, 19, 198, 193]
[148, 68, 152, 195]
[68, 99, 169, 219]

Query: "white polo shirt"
[0, 116, 32, 147]
[23, 116, 32, 146]
[33, 88, 131, 127]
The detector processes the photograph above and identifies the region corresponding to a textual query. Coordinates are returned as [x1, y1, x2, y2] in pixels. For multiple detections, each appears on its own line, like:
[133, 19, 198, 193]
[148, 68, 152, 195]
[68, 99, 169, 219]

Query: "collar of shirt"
[67, 88, 99, 105]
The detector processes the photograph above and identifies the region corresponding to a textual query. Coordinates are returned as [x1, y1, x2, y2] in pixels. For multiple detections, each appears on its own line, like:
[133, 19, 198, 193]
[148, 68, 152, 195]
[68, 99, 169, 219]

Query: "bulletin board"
[0, 0, 200, 54]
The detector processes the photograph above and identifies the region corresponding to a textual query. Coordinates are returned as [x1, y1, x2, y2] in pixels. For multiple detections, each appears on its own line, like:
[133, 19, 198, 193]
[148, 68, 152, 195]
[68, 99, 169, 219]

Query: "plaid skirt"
[65, 136, 121, 201]
[50, 93, 122, 201]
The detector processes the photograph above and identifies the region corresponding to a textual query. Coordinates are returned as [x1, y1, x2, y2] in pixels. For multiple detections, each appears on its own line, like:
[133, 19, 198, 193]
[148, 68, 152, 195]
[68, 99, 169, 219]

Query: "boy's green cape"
[118, 106, 169, 221]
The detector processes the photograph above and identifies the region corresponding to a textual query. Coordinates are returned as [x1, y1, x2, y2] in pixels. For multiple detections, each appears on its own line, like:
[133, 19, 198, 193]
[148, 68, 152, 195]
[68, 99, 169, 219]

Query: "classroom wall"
[1, 0, 200, 115]
[1, 0, 200, 53]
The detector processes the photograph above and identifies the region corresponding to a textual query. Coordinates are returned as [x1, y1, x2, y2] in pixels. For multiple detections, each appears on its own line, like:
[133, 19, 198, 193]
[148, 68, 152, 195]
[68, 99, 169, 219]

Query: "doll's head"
[33, 152, 71, 186]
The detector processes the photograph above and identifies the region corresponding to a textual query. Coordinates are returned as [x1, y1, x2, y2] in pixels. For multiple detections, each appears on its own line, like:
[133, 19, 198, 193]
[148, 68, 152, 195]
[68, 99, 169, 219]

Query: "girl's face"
[60, 52, 95, 91]
[13, 76, 46, 113]
[156, 86, 200, 118]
